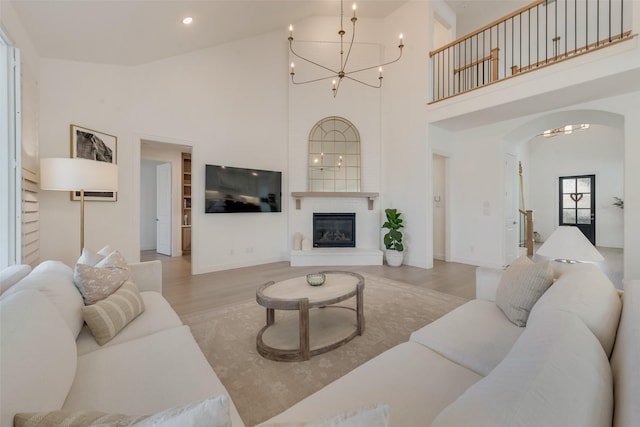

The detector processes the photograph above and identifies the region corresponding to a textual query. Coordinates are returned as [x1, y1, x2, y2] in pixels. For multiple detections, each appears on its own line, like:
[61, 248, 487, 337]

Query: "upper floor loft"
[427, 0, 639, 129]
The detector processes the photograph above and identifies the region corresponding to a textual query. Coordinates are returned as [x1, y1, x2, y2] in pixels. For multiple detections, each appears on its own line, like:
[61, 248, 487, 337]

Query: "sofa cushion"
[430, 310, 613, 427]
[610, 280, 640, 427]
[16, 396, 231, 427]
[81, 280, 145, 345]
[262, 404, 389, 427]
[528, 263, 621, 357]
[63, 325, 245, 427]
[496, 256, 554, 326]
[74, 250, 131, 304]
[2, 260, 85, 338]
[261, 342, 482, 427]
[76, 291, 183, 355]
[0, 264, 31, 295]
[0, 290, 77, 427]
[410, 299, 524, 376]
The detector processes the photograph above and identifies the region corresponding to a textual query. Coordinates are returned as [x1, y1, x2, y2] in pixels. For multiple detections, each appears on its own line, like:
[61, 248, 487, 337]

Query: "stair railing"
[430, 0, 633, 102]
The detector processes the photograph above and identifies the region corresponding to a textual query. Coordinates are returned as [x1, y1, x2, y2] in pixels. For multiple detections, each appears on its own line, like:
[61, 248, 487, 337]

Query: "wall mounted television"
[205, 164, 282, 213]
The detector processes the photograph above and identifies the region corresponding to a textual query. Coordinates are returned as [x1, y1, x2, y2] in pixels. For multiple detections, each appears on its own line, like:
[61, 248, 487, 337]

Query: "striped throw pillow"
[81, 280, 145, 345]
[14, 410, 146, 426]
[496, 256, 554, 326]
[14, 396, 231, 427]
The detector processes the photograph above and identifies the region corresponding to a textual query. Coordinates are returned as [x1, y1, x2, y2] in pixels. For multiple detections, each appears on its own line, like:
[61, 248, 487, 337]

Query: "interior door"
[156, 163, 172, 256]
[559, 174, 596, 245]
[504, 154, 519, 265]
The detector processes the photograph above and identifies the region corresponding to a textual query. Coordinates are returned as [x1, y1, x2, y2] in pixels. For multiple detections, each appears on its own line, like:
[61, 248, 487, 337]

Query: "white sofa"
[262, 262, 639, 427]
[0, 260, 244, 427]
[2, 259, 638, 427]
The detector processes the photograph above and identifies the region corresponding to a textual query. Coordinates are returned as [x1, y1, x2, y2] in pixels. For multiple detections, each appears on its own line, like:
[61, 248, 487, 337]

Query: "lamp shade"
[536, 226, 604, 262]
[40, 158, 118, 191]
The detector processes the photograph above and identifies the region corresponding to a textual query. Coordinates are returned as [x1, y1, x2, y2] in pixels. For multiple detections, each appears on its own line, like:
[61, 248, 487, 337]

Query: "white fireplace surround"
[289, 194, 383, 266]
[290, 247, 383, 266]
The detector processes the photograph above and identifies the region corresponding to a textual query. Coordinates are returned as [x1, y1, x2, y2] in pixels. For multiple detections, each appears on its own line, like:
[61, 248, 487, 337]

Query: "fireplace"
[313, 213, 356, 248]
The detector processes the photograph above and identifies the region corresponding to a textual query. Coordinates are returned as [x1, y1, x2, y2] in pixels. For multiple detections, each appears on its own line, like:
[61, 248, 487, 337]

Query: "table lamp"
[535, 226, 604, 263]
[40, 158, 118, 253]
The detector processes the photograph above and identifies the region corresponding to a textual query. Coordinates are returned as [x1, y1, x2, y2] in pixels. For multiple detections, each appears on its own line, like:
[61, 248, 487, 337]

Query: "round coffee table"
[256, 271, 365, 362]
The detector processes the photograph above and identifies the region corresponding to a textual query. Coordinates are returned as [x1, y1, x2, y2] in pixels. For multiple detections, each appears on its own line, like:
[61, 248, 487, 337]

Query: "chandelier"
[288, 0, 404, 97]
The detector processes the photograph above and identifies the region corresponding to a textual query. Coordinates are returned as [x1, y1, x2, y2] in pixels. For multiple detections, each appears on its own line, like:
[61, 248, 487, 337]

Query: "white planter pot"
[385, 250, 404, 267]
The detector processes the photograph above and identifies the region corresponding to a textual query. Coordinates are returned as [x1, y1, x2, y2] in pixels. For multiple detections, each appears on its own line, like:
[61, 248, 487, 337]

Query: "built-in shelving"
[291, 192, 379, 210]
[181, 153, 192, 254]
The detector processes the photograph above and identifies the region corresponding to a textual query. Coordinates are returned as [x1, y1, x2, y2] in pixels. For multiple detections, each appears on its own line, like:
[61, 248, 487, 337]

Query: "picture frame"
[70, 124, 118, 201]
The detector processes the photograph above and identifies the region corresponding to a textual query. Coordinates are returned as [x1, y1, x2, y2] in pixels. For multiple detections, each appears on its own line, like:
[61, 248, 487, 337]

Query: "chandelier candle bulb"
[399, 33, 404, 47]
[289, 25, 293, 39]
[290, 63, 295, 75]
[352, 4, 356, 18]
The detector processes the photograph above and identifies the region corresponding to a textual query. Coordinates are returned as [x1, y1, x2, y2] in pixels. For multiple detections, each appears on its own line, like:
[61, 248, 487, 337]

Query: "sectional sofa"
[1, 257, 637, 426]
[0, 259, 244, 427]
[262, 262, 638, 427]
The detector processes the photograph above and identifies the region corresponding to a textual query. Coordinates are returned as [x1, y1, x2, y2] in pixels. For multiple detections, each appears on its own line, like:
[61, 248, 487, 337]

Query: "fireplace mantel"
[291, 192, 379, 210]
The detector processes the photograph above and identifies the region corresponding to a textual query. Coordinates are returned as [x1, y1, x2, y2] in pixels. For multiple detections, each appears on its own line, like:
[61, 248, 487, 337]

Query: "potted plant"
[382, 208, 404, 267]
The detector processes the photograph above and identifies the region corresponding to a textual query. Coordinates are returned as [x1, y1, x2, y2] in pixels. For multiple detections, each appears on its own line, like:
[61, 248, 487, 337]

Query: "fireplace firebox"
[313, 213, 356, 248]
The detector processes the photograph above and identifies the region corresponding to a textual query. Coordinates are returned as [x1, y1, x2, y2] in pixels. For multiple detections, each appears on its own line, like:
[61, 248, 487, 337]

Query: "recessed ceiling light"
[182, 17, 193, 25]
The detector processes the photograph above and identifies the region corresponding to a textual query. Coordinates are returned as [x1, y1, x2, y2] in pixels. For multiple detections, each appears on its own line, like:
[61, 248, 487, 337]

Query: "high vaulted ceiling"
[8, 0, 412, 66]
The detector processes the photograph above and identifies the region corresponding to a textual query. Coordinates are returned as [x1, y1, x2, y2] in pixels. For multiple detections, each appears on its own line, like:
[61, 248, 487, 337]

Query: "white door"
[504, 154, 519, 265]
[156, 163, 172, 256]
[433, 154, 447, 261]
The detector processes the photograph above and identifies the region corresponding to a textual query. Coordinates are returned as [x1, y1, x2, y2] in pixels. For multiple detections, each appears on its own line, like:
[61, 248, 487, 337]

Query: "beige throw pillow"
[74, 250, 130, 304]
[14, 410, 146, 426]
[82, 280, 145, 345]
[262, 404, 390, 427]
[14, 395, 231, 427]
[496, 256, 554, 326]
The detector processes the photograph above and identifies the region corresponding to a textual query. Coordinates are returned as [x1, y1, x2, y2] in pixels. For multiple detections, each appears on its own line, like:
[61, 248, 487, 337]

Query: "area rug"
[180, 273, 468, 426]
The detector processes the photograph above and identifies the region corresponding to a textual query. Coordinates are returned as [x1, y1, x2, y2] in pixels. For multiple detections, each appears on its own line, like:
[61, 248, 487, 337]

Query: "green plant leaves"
[382, 208, 404, 252]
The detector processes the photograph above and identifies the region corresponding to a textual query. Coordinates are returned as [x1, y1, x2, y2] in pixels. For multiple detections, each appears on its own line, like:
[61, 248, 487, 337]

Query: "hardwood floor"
[140, 251, 477, 317]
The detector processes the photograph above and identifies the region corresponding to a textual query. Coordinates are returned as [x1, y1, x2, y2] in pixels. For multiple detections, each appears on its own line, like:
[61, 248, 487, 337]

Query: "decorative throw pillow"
[262, 404, 390, 427]
[496, 256, 554, 326]
[82, 280, 145, 345]
[14, 410, 146, 426]
[74, 250, 130, 304]
[97, 244, 116, 257]
[14, 395, 231, 427]
[77, 245, 116, 267]
[76, 247, 105, 267]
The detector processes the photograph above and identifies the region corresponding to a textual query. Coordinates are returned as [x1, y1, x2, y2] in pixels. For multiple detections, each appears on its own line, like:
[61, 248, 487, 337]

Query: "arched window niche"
[308, 116, 361, 192]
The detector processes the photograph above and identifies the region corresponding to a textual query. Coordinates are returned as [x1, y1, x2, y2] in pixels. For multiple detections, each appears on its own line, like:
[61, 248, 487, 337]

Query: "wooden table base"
[256, 272, 365, 362]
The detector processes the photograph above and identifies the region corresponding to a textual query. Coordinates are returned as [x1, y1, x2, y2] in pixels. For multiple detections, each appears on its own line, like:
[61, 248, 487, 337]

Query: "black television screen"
[205, 164, 282, 213]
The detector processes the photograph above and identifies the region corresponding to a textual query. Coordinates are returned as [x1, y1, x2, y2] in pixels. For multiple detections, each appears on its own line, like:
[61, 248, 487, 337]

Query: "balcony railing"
[430, 0, 634, 102]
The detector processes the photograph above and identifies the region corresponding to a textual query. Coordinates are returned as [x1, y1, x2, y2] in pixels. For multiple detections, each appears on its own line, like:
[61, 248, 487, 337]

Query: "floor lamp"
[40, 158, 119, 254]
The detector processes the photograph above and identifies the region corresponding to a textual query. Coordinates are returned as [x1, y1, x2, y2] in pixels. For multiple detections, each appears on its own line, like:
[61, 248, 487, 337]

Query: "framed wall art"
[70, 124, 118, 201]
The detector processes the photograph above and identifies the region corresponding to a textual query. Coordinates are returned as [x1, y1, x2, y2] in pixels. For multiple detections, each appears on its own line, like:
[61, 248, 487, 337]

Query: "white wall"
[381, 0, 431, 267]
[37, 31, 289, 272]
[287, 15, 386, 251]
[455, 1, 530, 37]
[526, 125, 624, 248]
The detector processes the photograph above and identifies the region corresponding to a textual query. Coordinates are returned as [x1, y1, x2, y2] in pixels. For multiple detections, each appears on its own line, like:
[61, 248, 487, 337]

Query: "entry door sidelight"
[559, 175, 596, 245]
